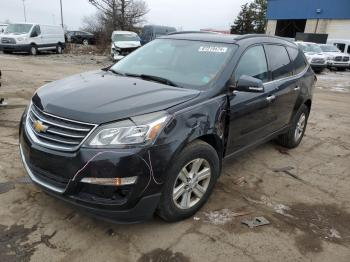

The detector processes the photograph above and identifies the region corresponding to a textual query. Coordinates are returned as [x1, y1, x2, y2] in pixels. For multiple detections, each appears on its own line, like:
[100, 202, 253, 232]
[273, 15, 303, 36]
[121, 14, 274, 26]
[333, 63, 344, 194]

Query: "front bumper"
[19, 122, 165, 223]
[310, 63, 326, 71]
[0, 44, 31, 52]
[327, 61, 350, 68]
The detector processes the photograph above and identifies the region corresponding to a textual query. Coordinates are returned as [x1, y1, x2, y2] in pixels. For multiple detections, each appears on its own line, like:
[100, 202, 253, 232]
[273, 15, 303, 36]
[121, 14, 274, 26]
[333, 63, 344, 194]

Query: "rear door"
[264, 44, 298, 129]
[226, 45, 277, 155]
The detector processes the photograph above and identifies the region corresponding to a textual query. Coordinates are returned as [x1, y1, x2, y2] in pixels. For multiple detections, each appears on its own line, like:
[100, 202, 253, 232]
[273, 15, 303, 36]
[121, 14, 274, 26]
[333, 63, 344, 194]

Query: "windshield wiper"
[108, 68, 125, 76]
[124, 73, 180, 87]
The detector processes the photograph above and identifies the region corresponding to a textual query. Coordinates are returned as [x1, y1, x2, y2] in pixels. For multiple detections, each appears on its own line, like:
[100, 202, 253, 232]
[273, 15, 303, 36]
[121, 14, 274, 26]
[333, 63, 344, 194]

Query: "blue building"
[266, 0, 350, 39]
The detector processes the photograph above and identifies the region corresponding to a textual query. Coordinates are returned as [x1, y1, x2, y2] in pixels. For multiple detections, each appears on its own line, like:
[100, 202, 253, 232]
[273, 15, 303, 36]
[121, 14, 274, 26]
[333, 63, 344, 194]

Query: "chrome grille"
[334, 56, 342, 62]
[1, 37, 16, 44]
[26, 104, 97, 151]
[343, 56, 349, 62]
[311, 58, 325, 64]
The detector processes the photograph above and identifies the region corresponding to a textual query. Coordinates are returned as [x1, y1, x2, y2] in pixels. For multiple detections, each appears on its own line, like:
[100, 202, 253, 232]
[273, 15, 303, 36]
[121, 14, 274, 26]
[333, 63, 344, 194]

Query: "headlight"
[327, 56, 334, 60]
[85, 111, 170, 147]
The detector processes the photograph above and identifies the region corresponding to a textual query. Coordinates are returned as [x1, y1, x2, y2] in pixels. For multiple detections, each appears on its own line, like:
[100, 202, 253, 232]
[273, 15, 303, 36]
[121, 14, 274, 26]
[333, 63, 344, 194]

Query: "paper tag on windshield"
[198, 46, 228, 53]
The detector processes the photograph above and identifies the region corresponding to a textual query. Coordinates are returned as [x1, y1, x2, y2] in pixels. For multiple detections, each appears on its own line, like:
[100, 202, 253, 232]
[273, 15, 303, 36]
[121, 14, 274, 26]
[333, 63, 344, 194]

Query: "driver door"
[30, 25, 43, 47]
[226, 45, 277, 155]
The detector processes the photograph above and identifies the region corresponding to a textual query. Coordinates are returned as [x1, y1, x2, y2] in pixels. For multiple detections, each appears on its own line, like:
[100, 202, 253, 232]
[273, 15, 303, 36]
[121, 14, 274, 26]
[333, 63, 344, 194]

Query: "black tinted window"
[287, 47, 307, 75]
[235, 45, 268, 82]
[265, 45, 292, 80]
[347, 46, 350, 54]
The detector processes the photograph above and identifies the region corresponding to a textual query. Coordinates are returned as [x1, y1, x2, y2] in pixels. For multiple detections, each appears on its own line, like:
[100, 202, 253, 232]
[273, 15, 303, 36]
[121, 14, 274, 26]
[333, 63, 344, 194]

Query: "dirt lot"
[0, 53, 350, 262]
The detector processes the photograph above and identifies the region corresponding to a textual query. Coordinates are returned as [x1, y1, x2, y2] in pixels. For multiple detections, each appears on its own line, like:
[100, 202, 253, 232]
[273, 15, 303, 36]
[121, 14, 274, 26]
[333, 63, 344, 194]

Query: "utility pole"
[22, 0, 27, 22]
[60, 0, 64, 29]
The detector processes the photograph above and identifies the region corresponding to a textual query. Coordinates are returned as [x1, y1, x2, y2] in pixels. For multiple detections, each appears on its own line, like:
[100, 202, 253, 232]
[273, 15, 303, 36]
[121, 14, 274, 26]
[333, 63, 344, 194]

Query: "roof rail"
[167, 31, 218, 35]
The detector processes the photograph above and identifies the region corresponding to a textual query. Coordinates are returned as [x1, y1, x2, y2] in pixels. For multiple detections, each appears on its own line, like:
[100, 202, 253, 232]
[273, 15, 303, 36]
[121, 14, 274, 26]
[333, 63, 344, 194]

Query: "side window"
[235, 45, 268, 82]
[347, 45, 350, 54]
[335, 43, 345, 52]
[287, 47, 307, 75]
[265, 45, 292, 80]
[30, 25, 41, 37]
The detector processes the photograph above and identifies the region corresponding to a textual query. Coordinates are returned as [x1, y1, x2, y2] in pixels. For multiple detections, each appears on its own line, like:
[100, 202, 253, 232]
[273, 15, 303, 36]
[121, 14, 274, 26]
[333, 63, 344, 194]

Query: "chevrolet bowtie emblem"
[33, 120, 48, 133]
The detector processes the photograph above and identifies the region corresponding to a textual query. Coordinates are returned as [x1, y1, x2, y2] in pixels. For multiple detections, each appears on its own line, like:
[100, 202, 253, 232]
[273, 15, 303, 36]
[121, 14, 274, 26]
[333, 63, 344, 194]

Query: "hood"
[304, 52, 326, 58]
[324, 51, 349, 57]
[2, 32, 27, 37]
[113, 41, 141, 49]
[32, 70, 200, 124]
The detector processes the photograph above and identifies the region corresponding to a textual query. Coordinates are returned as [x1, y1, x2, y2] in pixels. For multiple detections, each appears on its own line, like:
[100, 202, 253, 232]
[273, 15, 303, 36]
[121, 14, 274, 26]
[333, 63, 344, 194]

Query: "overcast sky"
[0, 0, 251, 30]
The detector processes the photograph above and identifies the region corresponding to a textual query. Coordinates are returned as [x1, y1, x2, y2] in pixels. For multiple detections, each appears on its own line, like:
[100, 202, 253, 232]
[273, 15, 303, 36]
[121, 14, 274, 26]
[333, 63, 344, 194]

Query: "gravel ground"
[0, 53, 350, 262]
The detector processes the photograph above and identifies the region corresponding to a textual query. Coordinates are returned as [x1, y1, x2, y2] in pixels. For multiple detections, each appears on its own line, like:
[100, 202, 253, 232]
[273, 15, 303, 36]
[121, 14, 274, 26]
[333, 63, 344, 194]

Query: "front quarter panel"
[149, 95, 228, 183]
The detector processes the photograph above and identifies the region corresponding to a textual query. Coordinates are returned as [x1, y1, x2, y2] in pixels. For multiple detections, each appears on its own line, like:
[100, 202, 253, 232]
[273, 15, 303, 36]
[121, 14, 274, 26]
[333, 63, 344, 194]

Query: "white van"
[0, 23, 65, 55]
[327, 39, 350, 56]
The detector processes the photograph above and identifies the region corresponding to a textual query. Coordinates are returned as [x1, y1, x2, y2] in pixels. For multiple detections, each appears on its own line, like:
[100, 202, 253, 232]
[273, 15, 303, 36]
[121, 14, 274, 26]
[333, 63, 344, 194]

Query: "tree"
[230, 0, 267, 34]
[88, 0, 148, 31]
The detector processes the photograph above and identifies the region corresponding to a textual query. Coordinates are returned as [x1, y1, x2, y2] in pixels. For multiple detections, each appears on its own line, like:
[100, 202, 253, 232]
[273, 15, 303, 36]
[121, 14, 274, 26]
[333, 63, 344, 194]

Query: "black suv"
[66, 31, 96, 45]
[19, 34, 315, 223]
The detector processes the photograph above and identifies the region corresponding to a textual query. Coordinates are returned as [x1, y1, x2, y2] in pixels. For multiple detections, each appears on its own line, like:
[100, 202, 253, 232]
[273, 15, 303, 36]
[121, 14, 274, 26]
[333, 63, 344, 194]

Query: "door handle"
[266, 95, 276, 102]
[294, 86, 300, 91]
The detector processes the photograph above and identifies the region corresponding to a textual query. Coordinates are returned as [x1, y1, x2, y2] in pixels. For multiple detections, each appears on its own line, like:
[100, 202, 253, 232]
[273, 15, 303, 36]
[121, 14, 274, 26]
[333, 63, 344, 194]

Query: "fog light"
[80, 176, 137, 186]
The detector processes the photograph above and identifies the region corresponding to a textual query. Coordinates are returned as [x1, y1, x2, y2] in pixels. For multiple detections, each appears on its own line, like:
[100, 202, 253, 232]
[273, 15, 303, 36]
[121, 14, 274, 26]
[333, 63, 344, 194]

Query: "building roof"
[267, 0, 350, 20]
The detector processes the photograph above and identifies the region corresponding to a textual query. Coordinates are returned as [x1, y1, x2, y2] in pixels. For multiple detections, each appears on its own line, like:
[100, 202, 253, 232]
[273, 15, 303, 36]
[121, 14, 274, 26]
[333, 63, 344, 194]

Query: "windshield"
[320, 45, 340, 52]
[112, 34, 140, 42]
[298, 43, 323, 53]
[5, 24, 33, 34]
[110, 39, 237, 88]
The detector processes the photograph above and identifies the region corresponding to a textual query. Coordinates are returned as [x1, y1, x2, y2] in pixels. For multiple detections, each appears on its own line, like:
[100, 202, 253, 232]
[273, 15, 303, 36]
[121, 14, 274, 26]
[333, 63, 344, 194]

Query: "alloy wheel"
[172, 158, 211, 209]
[294, 113, 306, 142]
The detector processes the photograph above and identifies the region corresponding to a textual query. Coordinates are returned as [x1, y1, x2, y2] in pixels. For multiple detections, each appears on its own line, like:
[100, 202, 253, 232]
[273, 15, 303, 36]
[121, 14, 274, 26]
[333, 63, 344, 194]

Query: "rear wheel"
[157, 140, 220, 222]
[3, 50, 12, 54]
[56, 44, 63, 54]
[276, 104, 310, 149]
[29, 45, 38, 56]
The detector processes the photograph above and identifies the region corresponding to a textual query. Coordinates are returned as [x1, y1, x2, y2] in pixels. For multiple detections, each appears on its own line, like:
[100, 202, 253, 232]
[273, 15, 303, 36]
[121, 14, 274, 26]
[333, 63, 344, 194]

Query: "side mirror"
[235, 75, 265, 93]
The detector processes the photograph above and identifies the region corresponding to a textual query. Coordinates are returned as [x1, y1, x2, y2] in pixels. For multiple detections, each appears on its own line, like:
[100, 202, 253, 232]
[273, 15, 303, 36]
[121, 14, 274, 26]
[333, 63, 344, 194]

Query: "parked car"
[140, 25, 176, 45]
[319, 44, 350, 70]
[0, 23, 8, 33]
[19, 34, 315, 223]
[111, 31, 141, 61]
[0, 23, 65, 55]
[66, 31, 96, 45]
[327, 39, 350, 56]
[296, 42, 327, 73]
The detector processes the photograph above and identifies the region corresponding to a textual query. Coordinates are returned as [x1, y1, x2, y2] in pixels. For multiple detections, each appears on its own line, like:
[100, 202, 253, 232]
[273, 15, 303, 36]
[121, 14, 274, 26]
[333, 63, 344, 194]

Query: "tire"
[157, 140, 220, 222]
[29, 45, 38, 56]
[337, 68, 346, 71]
[82, 39, 89, 46]
[3, 50, 12, 54]
[276, 104, 310, 149]
[56, 44, 63, 54]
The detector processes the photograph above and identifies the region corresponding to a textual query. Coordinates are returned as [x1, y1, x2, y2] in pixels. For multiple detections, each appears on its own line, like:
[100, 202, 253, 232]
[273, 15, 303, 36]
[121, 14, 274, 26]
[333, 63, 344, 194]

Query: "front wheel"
[157, 140, 220, 222]
[276, 104, 310, 149]
[29, 45, 38, 56]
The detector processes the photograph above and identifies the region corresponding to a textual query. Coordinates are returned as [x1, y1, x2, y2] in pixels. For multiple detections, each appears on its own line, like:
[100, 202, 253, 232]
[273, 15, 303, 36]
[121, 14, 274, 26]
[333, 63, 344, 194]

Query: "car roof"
[161, 33, 297, 47]
[112, 31, 137, 35]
